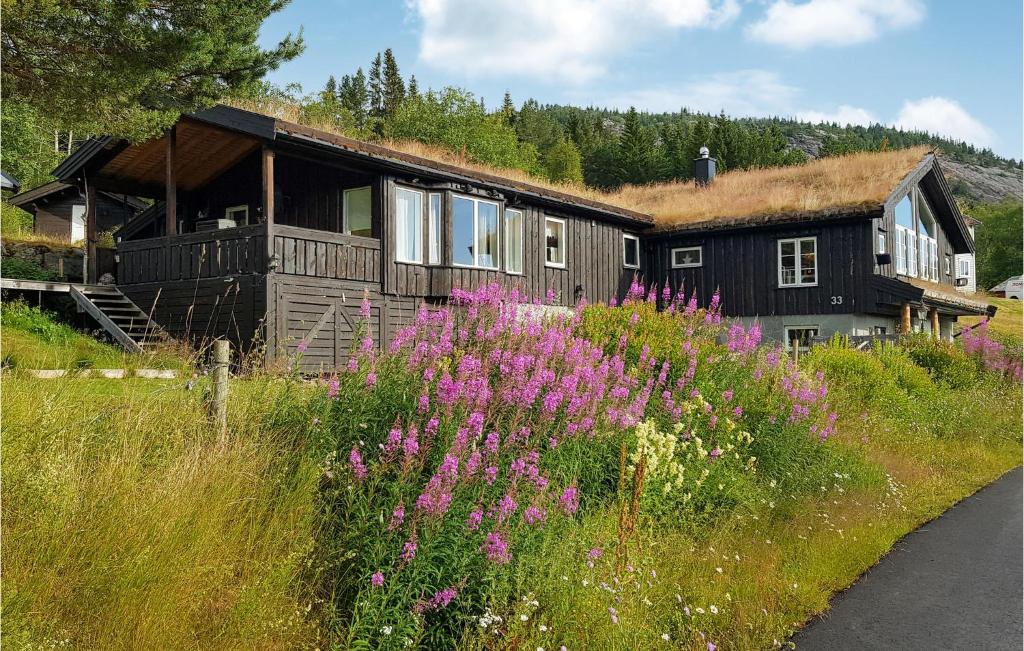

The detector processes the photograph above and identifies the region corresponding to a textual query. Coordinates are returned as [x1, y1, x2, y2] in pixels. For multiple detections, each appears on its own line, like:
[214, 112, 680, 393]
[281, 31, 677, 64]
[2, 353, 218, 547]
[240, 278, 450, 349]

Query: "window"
[671, 246, 702, 268]
[945, 257, 951, 276]
[344, 186, 372, 237]
[778, 237, 817, 287]
[894, 194, 914, 276]
[873, 326, 888, 336]
[785, 326, 819, 354]
[505, 208, 523, 274]
[877, 231, 886, 254]
[395, 187, 423, 263]
[545, 217, 566, 268]
[623, 234, 640, 268]
[958, 258, 971, 278]
[225, 204, 248, 225]
[452, 194, 500, 269]
[916, 188, 939, 281]
[428, 193, 442, 265]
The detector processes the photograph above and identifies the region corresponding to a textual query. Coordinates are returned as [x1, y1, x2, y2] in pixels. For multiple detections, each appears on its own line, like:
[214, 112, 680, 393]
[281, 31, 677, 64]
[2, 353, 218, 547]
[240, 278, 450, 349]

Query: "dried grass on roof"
[611, 146, 932, 230]
[225, 98, 930, 227]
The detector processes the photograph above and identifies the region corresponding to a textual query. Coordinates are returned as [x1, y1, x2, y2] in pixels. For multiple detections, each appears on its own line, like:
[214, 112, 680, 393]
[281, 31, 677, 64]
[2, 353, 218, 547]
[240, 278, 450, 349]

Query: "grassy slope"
[1, 302, 183, 369]
[961, 295, 1023, 343]
[1, 316, 1020, 649]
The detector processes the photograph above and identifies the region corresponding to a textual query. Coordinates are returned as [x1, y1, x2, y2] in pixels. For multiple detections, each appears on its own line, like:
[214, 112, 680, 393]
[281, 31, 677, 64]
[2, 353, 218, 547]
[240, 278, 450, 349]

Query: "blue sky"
[259, 0, 1023, 159]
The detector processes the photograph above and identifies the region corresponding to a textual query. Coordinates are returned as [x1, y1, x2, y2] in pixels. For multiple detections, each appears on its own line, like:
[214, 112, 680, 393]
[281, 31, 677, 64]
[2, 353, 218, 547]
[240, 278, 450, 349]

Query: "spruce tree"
[617, 107, 664, 185]
[500, 91, 516, 126]
[408, 75, 419, 99]
[381, 48, 406, 118]
[322, 75, 338, 103]
[368, 53, 384, 119]
[339, 69, 369, 128]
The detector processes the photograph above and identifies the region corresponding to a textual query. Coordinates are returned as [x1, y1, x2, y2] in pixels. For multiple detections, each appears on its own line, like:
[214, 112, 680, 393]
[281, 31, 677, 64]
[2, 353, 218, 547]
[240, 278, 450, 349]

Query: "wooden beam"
[165, 125, 177, 237]
[900, 302, 912, 334]
[262, 146, 276, 270]
[85, 182, 98, 283]
[929, 307, 940, 339]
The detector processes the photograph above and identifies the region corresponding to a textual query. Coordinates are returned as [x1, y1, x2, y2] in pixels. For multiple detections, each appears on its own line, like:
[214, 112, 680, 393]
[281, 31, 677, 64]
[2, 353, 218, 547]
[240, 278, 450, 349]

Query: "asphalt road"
[792, 466, 1023, 651]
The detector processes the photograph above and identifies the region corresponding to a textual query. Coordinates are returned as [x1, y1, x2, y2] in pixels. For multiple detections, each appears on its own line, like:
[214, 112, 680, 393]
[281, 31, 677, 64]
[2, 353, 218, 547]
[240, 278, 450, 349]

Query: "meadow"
[2, 283, 1020, 650]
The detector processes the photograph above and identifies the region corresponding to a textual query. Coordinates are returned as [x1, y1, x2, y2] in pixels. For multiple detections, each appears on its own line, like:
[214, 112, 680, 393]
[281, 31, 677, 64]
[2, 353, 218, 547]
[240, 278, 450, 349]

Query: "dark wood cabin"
[53, 105, 650, 371]
[10, 181, 145, 241]
[643, 152, 989, 350]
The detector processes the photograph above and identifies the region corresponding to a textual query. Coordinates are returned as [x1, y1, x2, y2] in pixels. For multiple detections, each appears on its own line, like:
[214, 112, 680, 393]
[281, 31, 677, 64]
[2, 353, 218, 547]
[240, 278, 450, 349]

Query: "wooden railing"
[118, 225, 267, 284]
[272, 224, 380, 283]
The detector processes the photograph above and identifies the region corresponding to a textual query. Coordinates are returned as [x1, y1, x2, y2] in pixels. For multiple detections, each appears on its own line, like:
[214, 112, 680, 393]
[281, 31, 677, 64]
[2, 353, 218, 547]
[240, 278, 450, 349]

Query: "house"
[9, 181, 146, 241]
[51, 105, 648, 369]
[1, 170, 20, 194]
[990, 276, 1023, 300]
[954, 215, 980, 294]
[634, 146, 990, 349]
[43, 104, 990, 367]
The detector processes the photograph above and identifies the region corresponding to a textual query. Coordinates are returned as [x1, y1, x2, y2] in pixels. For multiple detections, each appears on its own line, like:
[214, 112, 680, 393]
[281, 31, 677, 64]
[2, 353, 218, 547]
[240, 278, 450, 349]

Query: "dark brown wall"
[274, 153, 377, 233]
[33, 192, 137, 239]
[272, 224, 380, 283]
[647, 218, 875, 318]
[380, 176, 637, 305]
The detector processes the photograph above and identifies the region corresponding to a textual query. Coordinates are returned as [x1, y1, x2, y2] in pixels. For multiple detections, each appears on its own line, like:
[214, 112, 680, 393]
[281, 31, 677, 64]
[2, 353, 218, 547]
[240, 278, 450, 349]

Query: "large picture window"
[777, 237, 817, 287]
[894, 194, 914, 275]
[505, 208, 523, 274]
[545, 217, 566, 268]
[452, 195, 500, 269]
[395, 187, 423, 263]
[917, 188, 939, 281]
[623, 234, 640, 268]
[344, 186, 373, 237]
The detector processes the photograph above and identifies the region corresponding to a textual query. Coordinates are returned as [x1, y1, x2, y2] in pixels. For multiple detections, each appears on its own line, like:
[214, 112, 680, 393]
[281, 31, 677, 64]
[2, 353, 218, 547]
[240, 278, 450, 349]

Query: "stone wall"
[2, 240, 86, 281]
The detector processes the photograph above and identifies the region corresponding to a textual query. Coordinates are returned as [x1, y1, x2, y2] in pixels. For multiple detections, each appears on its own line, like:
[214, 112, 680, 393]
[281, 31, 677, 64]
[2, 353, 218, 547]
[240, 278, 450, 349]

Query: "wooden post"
[929, 307, 940, 339]
[85, 182, 97, 283]
[900, 302, 912, 334]
[212, 339, 230, 442]
[165, 125, 177, 237]
[262, 146, 276, 266]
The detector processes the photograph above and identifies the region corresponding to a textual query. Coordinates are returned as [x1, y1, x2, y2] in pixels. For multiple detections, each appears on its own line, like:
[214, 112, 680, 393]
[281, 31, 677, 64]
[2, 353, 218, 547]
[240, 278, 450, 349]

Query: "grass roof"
[224, 99, 930, 230]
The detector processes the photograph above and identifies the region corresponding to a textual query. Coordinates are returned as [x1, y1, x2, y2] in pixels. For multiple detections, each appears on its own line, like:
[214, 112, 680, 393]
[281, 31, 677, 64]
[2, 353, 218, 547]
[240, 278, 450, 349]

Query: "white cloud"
[408, 0, 740, 83]
[796, 105, 878, 126]
[600, 70, 799, 116]
[894, 97, 995, 147]
[746, 0, 924, 49]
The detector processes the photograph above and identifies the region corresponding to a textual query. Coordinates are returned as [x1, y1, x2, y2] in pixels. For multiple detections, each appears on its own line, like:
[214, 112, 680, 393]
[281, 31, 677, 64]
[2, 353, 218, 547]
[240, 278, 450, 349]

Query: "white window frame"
[785, 326, 820, 353]
[958, 258, 971, 278]
[451, 193, 500, 270]
[895, 228, 907, 274]
[504, 208, 524, 275]
[906, 230, 918, 277]
[622, 234, 640, 269]
[225, 204, 249, 225]
[428, 192, 442, 265]
[945, 256, 951, 277]
[877, 231, 886, 254]
[395, 186, 424, 264]
[544, 216, 567, 269]
[671, 246, 703, 269]
[343, 186, 373, 237]
[928, 239, 938, 281]
[777, 236, 818, 288]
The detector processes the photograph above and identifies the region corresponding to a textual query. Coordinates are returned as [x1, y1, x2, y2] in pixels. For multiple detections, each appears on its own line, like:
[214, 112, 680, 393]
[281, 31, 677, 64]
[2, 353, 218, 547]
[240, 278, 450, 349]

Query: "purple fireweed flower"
[481, 531, 511, 564]
[495, 494, 517, 523]
[403, 428, 420, 458]
[401, 539, 417, 561]
[326, 378, 340, 399]
[349, 448, 367, 481]
[483, 466, 498, 485]
[346, 357, 358, 373]
[523, 505, 546, 525]
[385, 427, 403, 455]
[371, 571, 384, 587]
[709, 447, 722, 460]
[359, 295, 372, 318]
[484, 431, 500, 455]
[588, 547, 603, 560]
[733, 406, 743, 418]
[418, 393, 430, 413]
[365, 372, 377, 387]
[296, 340, 308, 353]
[466, 507, 483, 531]
[388, 502, 405, 530]
[722, 389, 734, 402]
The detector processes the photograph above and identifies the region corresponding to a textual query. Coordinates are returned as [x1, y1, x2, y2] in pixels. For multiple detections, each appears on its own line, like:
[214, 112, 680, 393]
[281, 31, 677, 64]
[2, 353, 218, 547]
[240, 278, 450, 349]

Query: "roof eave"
[647, 204, 883, 238]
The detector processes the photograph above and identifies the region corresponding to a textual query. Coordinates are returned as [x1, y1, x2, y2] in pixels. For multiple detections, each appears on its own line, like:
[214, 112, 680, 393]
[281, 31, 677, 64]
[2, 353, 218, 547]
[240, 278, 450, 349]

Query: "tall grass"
[1, 377, 323, 649]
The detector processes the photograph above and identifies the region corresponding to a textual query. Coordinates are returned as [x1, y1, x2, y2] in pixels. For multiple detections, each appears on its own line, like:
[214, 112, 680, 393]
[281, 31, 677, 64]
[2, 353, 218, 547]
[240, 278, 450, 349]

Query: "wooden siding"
[119, 275, 266, 354]
[118, 225, 266, 284]
[381, 176, 635, 305]
[275, 153, 378, 233]
[266, 275, 419, 373]
[33, 192, 137, 239]
[272, 224, 380, 282]
[648, 218, 874, 318]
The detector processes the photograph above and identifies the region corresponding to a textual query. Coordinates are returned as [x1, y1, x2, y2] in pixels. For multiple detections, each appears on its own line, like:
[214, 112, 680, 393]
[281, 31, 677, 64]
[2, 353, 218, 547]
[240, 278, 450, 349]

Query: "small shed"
[9, 181, 146, 241]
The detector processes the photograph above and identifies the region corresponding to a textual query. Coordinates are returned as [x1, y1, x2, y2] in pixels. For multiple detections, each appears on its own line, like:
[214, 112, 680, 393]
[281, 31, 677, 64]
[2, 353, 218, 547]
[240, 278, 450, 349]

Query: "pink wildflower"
[371, 571, 384, 587]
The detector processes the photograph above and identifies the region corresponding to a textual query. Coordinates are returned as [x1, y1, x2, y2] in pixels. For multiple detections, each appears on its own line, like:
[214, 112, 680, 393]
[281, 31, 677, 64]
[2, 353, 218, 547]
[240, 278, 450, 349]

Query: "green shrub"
[1, 201, 32, 235]
[901, 335, 979, 388]
[0, 256, 60, 281]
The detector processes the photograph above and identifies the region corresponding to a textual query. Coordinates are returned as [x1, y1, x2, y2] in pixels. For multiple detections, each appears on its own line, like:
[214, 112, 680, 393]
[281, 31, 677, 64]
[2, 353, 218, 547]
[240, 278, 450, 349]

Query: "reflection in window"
[671, 246, 702, 268]
[545, 217, 566, 267]
[395, 187, 422, 263]
[505, 208, 523, 274]
[452, 194, 499, 269]
[428, 193, 441, 264]
[623, 234, 640, 268]
[344, 186, 372, 237]
[785, 326, 819, 354]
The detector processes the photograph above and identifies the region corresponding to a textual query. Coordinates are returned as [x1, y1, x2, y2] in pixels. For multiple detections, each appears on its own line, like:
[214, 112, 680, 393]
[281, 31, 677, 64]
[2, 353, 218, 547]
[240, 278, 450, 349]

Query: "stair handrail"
[69, 286, 144, 353]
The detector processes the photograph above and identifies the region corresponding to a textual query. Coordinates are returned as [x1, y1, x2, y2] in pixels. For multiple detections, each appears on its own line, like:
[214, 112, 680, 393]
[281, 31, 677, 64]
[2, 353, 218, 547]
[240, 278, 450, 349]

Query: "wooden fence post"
[213, 339, 230, 442]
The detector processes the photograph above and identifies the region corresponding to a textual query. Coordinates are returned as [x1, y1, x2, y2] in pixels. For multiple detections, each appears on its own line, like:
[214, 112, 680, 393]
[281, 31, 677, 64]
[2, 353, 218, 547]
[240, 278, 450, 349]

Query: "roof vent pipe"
[695, 146, 716, 187]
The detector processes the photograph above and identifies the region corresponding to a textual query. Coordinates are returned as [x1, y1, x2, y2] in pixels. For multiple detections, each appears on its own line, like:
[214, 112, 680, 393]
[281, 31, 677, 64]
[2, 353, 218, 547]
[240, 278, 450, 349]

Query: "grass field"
[2, 296, 1020, 650]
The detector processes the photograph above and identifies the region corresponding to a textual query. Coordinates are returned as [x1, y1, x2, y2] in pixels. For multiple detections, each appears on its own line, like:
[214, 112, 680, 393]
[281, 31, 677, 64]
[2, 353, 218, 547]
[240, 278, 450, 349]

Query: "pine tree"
[617, 107, 664, 185]
[321, 75, 338, 103]
[381, 48, 406, 118]
[339, 68, 369, 128]
[408, 75, 419, 99]
[368, 53, 383, 119]
[500, 91, 516, 126]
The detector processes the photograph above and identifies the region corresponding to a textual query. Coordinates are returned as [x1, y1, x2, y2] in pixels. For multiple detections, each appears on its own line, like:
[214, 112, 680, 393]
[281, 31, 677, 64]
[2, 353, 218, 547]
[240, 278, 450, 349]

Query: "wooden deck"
[0, 278, 113, 294]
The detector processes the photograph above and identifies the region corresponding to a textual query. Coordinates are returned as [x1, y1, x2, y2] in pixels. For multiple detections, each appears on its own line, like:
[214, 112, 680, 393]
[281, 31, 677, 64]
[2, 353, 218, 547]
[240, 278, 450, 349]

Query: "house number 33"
[831, 296, 844, 305]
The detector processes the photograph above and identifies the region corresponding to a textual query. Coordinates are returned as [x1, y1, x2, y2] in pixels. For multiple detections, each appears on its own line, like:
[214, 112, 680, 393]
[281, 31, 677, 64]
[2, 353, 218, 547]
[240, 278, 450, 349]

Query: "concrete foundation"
[733, 312, 957, 344]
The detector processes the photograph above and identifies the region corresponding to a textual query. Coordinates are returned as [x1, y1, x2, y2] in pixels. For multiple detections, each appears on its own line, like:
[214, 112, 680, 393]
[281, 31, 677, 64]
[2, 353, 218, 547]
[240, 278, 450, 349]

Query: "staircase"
[69, 285, 164, 353]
